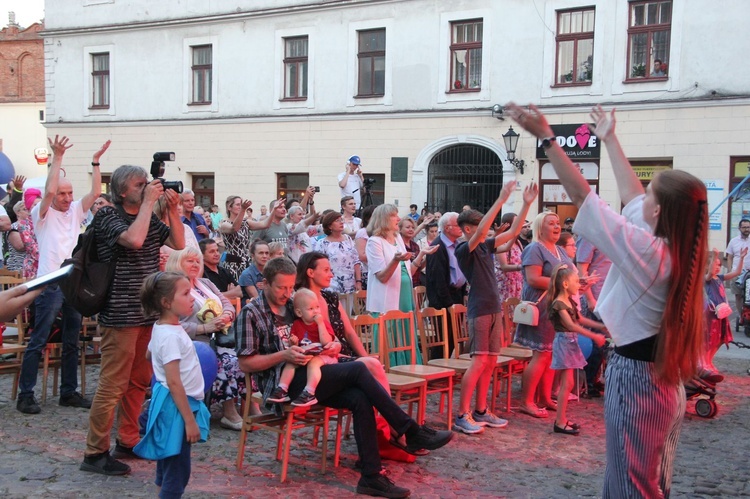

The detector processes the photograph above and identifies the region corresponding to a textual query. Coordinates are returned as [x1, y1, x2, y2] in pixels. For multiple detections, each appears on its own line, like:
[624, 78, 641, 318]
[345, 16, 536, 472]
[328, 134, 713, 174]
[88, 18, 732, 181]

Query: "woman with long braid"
[508, 103, 707, 498]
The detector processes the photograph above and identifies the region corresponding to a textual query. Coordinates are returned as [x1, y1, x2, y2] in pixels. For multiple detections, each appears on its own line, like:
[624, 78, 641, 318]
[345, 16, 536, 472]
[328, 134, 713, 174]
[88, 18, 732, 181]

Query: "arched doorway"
[427, 144, 504, 214]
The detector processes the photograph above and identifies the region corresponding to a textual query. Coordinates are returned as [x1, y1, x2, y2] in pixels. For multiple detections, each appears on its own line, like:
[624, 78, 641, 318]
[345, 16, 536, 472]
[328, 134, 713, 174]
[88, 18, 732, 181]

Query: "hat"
[24, 188, 42, 211]
[348, 155, 361, 165]
[564, 217, 575, 224]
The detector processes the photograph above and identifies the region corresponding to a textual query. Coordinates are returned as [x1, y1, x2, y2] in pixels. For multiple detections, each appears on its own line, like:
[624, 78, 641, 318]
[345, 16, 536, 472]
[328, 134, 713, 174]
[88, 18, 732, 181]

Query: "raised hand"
[505, 103, 555, 139]
[48, 135, 73, 158]
[241, 199, 252, 211]
[92, 140, 111, 163]
[588, 105, 616, 141]
[498, 181, 516, 203]
[522, 182, 539, 204]
[11, 175, 26, 191]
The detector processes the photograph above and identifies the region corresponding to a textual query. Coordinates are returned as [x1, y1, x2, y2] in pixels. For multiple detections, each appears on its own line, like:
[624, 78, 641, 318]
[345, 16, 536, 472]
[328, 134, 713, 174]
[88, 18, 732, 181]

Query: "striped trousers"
[603, 353, 686, 499]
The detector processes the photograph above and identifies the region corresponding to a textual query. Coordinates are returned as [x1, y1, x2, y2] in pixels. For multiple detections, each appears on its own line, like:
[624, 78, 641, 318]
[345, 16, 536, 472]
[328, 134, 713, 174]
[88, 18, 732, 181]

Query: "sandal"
[519, 405, 548, 419]
[553, 421, 580, 435]
[542, 402, 558, 412]
[388, 436, 430, 456]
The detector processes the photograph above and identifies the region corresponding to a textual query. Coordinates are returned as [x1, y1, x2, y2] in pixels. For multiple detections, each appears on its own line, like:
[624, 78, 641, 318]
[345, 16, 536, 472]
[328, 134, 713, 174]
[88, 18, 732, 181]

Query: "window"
[450, 19, 483, 91]
[100, 174, 111, 194]
[277, 173, 310, 201]
[192, 175, 215, 209]
[91, 52, 110, 108]
[555, 8, 594, 86]
[627, 1, 671, 80]
[191, 45, 212, 104]
[283, 36, 308, 100]
[357, 29, 385, 97]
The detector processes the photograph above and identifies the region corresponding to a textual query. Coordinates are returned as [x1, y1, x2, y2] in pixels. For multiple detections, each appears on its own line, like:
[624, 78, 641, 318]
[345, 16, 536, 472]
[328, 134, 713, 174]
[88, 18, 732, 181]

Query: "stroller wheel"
[695, 398, 717, 418]
[737, 317, 741, 333]
[745, 324, 750, 338]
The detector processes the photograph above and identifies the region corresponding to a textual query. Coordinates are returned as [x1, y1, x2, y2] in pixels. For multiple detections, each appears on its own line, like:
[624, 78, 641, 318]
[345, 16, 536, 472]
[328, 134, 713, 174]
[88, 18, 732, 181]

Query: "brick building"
[0, 13, 47, 178]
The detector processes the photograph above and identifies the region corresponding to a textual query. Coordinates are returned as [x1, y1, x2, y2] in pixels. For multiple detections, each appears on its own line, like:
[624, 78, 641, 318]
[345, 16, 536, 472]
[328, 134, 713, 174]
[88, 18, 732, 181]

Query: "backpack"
[59, 219, 117, 317]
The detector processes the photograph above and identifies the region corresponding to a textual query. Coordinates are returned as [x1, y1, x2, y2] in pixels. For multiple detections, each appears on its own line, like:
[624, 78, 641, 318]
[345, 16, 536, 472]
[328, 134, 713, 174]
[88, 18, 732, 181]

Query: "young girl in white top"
[509, 103, 708, 498]
[135, 271, 210, 499]
[547, 264, 606, 435]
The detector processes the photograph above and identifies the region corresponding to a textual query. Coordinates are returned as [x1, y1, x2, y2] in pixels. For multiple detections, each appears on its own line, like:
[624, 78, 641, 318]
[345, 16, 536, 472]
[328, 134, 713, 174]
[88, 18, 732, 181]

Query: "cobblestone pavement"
[0, 345, 748, 498]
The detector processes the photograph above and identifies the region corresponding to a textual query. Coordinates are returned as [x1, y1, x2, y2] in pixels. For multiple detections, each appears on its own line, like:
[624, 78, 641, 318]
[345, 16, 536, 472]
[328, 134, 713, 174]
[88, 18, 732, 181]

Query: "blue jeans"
[156, 438, 191, 499]
[19, 285, 82, 398]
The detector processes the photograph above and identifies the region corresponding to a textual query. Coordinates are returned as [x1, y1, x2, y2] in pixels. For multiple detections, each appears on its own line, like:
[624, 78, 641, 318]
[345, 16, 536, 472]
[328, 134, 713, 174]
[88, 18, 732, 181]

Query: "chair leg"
[446, 378, 453, 430]
[280, 411, 294, 483]
[42, 348, 49, 404]
[235, 393, 252, 471]
[321, 408, 329, 474]
[12, 372, 19, 400]
[80, 343, 87, 396]
[334, 410, 343, 467]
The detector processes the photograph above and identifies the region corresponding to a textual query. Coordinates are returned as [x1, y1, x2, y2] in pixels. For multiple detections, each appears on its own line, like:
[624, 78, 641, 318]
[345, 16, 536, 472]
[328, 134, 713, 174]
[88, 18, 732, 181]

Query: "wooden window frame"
[282, 36, 309, 101]
[625, 0, 671, 83]
[90, 52, 110, 109]
[277, 173, 311, 202]
[190, 45, 212, 104]
[448, 19, 483, 93]
[356, 28, 386, 98]
[553, 8, 595, 88]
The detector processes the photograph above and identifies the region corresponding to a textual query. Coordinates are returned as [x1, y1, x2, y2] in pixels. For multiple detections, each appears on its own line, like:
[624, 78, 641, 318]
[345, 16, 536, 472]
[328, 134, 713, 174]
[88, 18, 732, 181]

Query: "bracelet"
[308, 201, 314, 205]
[355, 279, 362, 283]
[91, 162, 100, 167]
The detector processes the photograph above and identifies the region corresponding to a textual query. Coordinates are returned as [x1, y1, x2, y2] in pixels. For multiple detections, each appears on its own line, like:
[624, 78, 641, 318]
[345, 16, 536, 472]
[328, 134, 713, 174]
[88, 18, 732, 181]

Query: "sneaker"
[356, 470, 410, 498]
[471, 410, 509, 428]
[80, 452, 131, 476]
[60, 392, 92, 409]
[111, 441, 143, 460]
[405, 424, 454, 452]
[452, 413, 485, 434]
[266, 386, 290, 403]
[17, 396, 41, 414]
[291, 389, 318, 407]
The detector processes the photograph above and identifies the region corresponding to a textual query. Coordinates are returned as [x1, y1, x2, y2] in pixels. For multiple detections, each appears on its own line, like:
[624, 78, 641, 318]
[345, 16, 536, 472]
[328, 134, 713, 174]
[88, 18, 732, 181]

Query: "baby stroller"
[736, 270, 750, 337]
[685, 375, 718, 418]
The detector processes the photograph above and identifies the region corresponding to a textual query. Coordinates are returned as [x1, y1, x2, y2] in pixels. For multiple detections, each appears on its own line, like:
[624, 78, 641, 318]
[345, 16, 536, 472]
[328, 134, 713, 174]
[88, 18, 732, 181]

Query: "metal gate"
[426, 144, 504, 214]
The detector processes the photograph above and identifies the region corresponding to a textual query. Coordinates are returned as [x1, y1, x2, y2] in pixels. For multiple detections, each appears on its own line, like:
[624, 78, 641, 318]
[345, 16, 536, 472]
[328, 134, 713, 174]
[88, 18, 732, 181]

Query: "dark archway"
[426, 144, 505, 214]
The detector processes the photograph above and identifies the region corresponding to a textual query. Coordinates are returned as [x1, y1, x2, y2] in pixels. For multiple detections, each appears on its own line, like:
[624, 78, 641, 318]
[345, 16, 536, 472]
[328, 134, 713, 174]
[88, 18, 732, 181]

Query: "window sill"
[88, 105, 110, 110]
[551, 82, 592, 88]
[447, 88, 481, 94]
[188, 101, 212, 106]
[623, 76, 668, 84]
[354, 94, 385, 99]
[280, 97, 308, 102]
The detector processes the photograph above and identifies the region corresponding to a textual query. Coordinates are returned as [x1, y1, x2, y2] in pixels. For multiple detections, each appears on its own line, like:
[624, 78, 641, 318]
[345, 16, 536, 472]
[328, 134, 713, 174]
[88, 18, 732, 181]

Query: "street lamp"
[502, 126, 525, 175]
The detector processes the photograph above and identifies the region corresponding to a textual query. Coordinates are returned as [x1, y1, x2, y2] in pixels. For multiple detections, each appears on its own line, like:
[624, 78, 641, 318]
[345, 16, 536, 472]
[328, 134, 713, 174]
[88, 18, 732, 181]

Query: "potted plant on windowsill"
[631, 63, 646, 78]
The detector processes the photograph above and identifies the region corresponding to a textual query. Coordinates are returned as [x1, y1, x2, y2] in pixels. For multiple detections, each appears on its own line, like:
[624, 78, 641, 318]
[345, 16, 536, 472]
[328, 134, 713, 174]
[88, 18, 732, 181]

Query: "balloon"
[0, 152, 15, 186]
[194, 341, 218, 394]
[578, 335, 593, 360]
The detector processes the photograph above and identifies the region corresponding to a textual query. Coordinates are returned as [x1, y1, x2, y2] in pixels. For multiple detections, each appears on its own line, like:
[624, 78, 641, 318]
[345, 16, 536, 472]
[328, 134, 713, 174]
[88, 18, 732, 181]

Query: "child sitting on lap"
[267, 288, 340, 407]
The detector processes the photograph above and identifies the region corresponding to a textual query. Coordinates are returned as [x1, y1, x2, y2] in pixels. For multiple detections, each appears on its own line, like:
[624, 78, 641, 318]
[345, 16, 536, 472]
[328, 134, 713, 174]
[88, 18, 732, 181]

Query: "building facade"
[41, 0, 750, 249]
[0, 15, 47, 179]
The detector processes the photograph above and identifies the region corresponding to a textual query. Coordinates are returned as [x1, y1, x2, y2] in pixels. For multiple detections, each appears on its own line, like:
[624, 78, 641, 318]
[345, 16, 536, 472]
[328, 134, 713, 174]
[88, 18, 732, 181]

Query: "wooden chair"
[499, 297, 533, 412]
[0, 276, 29, 344]
[412, 286, 427, 311]
[416, 307, 473, 427]
[79, 317, 101, 397]
[236, 377, 344, 482]
[381, 310, 454, 426]
[448, 304, 469, 358]
[0, 268, 22, 279]
[352, 290, 368, 317]
[351, 313, 427, 423]
[0, 343, 26, 400]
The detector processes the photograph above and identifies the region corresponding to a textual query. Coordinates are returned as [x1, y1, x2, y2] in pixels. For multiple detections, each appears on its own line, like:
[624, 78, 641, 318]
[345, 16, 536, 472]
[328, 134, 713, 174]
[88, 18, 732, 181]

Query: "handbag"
[213, 330, 236, 349]
[513, 291, 548, 327]
[713, 301, 732, 320]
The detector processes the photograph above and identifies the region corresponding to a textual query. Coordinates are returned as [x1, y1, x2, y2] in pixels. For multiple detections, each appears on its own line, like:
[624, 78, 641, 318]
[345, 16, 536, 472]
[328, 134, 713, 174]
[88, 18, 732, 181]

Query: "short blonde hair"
[165, 247, 204, 278]
[367, 204, 398, 237]
[532, 211, 558, 243]
[293, 287, 317, 315]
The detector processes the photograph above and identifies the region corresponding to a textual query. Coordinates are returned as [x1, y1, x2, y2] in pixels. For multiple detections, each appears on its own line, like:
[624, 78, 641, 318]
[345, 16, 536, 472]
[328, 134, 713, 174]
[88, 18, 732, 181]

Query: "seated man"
[234, 257, 453, 498]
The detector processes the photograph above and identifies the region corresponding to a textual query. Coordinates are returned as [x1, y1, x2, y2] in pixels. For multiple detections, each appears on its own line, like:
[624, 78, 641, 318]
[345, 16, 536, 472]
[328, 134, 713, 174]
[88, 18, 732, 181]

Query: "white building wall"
[0, 103, 48, 178]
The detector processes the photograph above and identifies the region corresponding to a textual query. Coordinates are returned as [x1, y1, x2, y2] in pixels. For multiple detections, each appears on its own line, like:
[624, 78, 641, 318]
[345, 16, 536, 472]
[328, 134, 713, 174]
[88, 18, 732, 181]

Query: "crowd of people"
[0, 104, 738, 498]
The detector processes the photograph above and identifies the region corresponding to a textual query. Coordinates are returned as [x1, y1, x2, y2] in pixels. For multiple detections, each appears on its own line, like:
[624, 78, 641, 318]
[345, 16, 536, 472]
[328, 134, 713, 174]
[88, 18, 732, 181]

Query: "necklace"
[540, 243, 561, 261]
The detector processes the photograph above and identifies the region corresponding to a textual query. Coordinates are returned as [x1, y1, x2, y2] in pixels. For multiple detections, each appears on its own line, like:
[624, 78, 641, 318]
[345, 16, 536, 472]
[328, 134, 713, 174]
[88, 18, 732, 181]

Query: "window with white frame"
[191, 45, 212, 104]
[450, 19, 482, 91]
[283, 36, 308, 100]
[357, 29, 385, 97]
[627, 0, 671, 80]
[91, 52, 110, 108]
[555, 8, 594, 86]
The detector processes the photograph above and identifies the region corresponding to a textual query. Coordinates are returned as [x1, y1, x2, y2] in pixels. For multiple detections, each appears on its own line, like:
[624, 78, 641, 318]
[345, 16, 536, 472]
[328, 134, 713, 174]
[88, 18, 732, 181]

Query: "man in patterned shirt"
[81, 164, 184, 476]
[234, 257, 453, 498]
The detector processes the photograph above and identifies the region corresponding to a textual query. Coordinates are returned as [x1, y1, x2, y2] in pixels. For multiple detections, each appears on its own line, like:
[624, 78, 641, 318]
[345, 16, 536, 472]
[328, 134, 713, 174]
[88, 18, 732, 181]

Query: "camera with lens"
[362, 177, 376, 190]
[150, 152, 183, 193]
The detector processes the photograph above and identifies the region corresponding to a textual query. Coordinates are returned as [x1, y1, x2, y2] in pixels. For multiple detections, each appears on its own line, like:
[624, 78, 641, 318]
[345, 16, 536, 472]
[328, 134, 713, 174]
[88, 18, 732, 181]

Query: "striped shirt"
[234, 290, 295, 403]
[94, 205, 170, 327]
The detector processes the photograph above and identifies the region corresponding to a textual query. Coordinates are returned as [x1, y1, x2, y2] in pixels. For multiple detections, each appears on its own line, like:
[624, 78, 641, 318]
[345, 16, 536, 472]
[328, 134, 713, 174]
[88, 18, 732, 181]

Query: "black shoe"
[582, 388, 602, 399]
[404, 424, 453, 454]
[17, 396, 41, 414]
[80, 452, 131, 476]
[356, 471, 410, 498]
[111, 441, 143, 460]
[553, 421, 580, 435]
[60, 392, 92, 409]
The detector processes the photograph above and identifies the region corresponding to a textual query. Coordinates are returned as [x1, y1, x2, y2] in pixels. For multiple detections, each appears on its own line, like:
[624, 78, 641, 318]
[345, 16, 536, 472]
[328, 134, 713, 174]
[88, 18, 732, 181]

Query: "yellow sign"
[734, 161, 750, 178]
[631, 165, 671, 181]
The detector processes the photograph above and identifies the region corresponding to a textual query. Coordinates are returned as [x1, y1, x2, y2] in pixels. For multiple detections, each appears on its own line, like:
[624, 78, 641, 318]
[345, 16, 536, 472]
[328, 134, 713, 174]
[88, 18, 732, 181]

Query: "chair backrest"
[501, 297, 521, 347]
[416, 307, 449, 361]
[0, 268, 21, 279]
[353, 290, 368, 316]
[380, 309, 417, 371]
[412, 286, 427, 311]
[351, 313, 382, 360]
[0, 275, 25, 292]
[448, 303, 469, 359]
[1, 275, 30, 344]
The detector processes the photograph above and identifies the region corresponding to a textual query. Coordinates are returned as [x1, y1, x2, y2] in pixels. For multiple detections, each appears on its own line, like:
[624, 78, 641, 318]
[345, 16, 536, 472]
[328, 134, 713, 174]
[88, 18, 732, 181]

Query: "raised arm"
[39, 135, 73, 219]
[467, 182, 515, 252]
[81, 140, 110, 212]
[493, 183, 538, 249]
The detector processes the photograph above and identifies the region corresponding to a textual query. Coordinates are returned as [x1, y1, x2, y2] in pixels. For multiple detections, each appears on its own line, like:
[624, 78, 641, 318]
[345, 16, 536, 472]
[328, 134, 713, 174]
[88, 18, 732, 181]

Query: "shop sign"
[704, 179, 723, 231]
[631, 165, 671, 181]
[536, 124, 600, 160]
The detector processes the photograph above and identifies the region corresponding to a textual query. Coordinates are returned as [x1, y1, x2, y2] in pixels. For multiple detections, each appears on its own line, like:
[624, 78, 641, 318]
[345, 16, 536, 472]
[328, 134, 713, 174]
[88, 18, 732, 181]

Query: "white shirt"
[365, 233, 412, 313]
[726, 234, 750, 272]
[149, 323, 205, 399]
[338, 171, 363, 209]
[574, 192, 670, 347]
[31, 199, 87, 276]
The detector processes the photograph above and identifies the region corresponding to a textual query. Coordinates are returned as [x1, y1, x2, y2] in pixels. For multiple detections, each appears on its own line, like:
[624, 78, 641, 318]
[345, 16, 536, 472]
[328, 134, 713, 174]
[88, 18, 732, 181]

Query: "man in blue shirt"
[181, 189, 209, 241]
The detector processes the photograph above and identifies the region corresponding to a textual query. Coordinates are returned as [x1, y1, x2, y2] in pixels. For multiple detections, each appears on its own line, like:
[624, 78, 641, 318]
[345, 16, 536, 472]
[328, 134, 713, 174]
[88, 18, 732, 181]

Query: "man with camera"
[82, 162, 185, 476]
[338, 155, 365, 210]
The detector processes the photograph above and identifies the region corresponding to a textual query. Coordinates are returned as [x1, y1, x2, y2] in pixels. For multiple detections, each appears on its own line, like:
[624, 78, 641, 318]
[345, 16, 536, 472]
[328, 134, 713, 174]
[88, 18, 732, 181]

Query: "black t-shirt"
[455, 237, 502, 319]
[203, 265, 237, 292]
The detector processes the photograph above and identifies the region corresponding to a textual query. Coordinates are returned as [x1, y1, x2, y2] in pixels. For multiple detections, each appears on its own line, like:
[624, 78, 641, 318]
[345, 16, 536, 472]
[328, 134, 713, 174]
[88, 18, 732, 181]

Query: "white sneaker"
[452, 413, 485, 434]
[471, 410, 509, 428]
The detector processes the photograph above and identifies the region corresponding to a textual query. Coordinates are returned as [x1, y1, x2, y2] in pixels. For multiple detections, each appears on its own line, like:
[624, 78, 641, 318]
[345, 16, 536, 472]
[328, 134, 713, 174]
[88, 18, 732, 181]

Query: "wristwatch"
[541, 136, 556, 149]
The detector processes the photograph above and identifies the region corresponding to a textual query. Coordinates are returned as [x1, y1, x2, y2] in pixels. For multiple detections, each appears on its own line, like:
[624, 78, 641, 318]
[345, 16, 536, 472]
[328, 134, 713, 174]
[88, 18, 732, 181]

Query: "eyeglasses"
[564, 243, 576, 248]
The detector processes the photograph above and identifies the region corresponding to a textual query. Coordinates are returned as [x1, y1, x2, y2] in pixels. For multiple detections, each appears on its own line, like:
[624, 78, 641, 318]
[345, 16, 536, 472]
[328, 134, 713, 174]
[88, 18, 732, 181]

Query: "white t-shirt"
[338, 171, 363, 209]
[0, 205, 6, 263]
[574, 192, 670, 347]
[725, 235, 750, 272]
[149, 322, 205, 399]
[31, 199, 87, 276]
